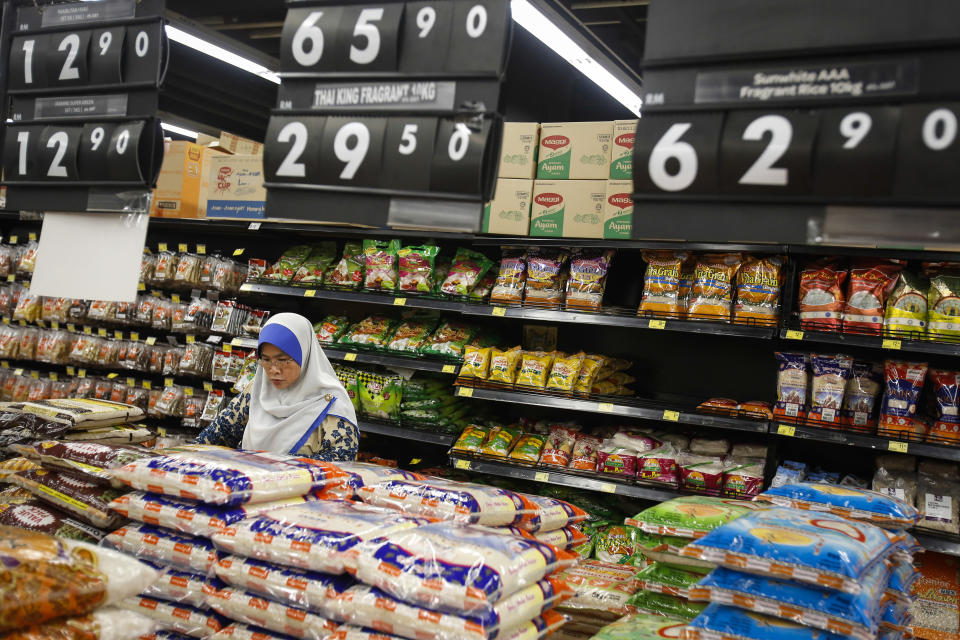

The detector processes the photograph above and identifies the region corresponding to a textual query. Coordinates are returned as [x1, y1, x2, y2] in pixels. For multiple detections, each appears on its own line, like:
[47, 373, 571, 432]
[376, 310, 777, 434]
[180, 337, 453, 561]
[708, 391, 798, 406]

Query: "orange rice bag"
[688, 253, 742, 322]
[639, 251, 688, 317]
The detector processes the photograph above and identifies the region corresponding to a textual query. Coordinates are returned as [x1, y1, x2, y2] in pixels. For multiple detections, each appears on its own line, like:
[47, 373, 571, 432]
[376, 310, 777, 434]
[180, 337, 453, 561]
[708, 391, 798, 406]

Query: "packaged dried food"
[385, 318, 435, 353]
[490, 249, 527, 304]
[841, 361, 884, 431]
[930, 369, 960, 443]
[175, 253, 203, 284]
[569, 434, 601, 471]
[697, 398, 738, 417]
[572, 354, 605, 396]
[206, 587, 337, 640]
[357, 372, 402, 420]
[488, 346, 522, 385]
[757, 482, 919, 529]
[480, 425, 522, 457]
[264, 245, 312, 283]
[879, 360, 929, 438]
[313, 315, 350, 343]
[524, 249, 568, 308]
[884, 271, 929, 338]
[721, 459, 765, 498]
[509, 433, 546, 463]
[808, 354, 853, 425]
[565, 249, 614, 311]
[927, 273, 960, 340]
[420, 321, 474, 358]
[799, 258, 848, 331]
[918, 469, 960, 535]
[626, 496, 757, 539]
[468, 271, 495, 302]
[844, 259, 904, 335]
[638, 250, 688, 317]
[120, 596, 227, 638]
[516, 351, 554, 389]
[774, 352, 808, 420]
[459, 345, 492, 379]
[440, 248, 494, 297]
[10, 469, 125, 529]
[362, 239, 401, 291]
[291, 243, 337, 286]
[339, 315, 397, 349]
[451, 425, 491, 454]
[246, 259, 268, 282]
[397, 245, 439, 293]
[102, 523, 218, 574]
[734, 255, 784, 326]
[545, 351, 584, 392]
[598, 441, 637, 477]
[687, 253, 742, 322]
[325, 243, 365, 289]
[541, 425, 578, 466]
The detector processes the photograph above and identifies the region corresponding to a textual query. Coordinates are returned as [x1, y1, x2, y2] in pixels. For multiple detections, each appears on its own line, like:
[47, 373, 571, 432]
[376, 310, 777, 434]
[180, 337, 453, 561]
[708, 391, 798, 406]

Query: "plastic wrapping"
[842, 361, 883, 431]
[688, 253, 742, 321]
[624, 496, 757, 539]
[879, 360, 929, 438]
[0, 499, 107, 542]
[685, 604, 853, 640]
[10, 469, 126, 529]
[533, 524, 588, 550]
[808, 354, 853, 425]
[206, 588, 337, 640]
[565, 250, 614, 311]
[5, 607, 158, 640]
[554, 559, 642, 619]
[102, 523, 218, 574]
[626, 591, 705, 620]
[490, 250, 527, 305]
[589, 613, 688, 640]
[929, 369, 960, 443]
[141, 561, 219, 609]
[4, 399, 144, 429]
[799, 259, 848, 331]
[775, 352, 808, 420]
[109, 446, 349, 506]
[120, 597, 226, 638]
[363, 239, 401, 291]
[397, 245, 439, 293]
[638, 251, 687, 317]
[209, 624, 291, 640]
[317, 461, 424, 500]
[518, 494, 587, 533]
[634, 562, 709, 599]
[756, 482, 919, 528]
[844, 260, 903, 335]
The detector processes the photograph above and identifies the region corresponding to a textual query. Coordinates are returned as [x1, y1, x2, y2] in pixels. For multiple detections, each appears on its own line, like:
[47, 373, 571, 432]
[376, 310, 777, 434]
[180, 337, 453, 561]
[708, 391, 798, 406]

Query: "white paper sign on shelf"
[30, 211, 148, 302]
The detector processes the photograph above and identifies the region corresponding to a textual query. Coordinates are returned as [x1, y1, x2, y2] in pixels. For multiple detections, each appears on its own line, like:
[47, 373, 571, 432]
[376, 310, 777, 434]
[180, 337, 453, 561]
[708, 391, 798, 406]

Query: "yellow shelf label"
[599, 483, 617, 494]
[203, 382, 213, 392]
[49, 373, 57, 382]
[5, 275, 14, 283]
[178, 243, 188, 253]
[888, 441, 909, 453]
[8, 236, 16, 245]
[97, 328, 107, 338]
[231, 338, 243, 346]
[196, 244, 206, 255]
[534, 472, 550, 483]
[234, 248, 245, 257]
[441, 364, 457, 374]
[83, 326, 92, 335]
[28, 233, 36, 242]
[882, 339, 902, 350]
[304, 290, 317, 298]
[454, 459, 471, 470]
[67, 324, 76, 332]
[78, 369, 86, 378]
[17, 320, 25, 327]
[597, 403, 614, 413]
[457, 387, 473, 398]
[30, 371, 38, 379]
[137, 282, 145, 291]
[785, 330, 804, 340]
[66, 366, 75, 376]
[114, 330, 123, 340]
[51, 321, 59, 330]
[343, 352, 358, 362]
[142, 381, 151, 390]
[158, 243, 168, 252]
[130, 332, 139, 342]
[186, 335, 195, 344]
[393, 297, 407, 306]
[171, 294, 181, 304]
[663, 410, 680, 422]
[1, 318, 8, 325]
[146, 337, 157, 346]
[492, 307, 507, 317]
[12, 368, 22, 376]
[106, 373, 118, 379]
[649, 319, 666, 329]
[778, 424, 796, 437]
[410, 458, 422, 465]
[223, 344, 232, 353]
[127, 378, 135, 387]
[184, 387, 194, 397]
[0, 362, 7, 369]
[165, 378, 174, 387]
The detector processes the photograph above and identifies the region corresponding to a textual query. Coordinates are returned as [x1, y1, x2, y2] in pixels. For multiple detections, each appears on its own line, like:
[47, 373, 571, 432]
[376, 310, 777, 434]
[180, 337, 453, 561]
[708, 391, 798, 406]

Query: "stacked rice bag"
[102, 445, 353, 638]
[683, 486, 920, 640]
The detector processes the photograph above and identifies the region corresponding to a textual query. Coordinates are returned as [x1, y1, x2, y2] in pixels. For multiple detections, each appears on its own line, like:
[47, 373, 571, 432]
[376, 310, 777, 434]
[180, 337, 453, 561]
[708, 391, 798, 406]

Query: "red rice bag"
[844, 260, 904, 335]
[799, 259, 847, 331]
[569, 435, 601, 471]
[541, 426, 578, 467]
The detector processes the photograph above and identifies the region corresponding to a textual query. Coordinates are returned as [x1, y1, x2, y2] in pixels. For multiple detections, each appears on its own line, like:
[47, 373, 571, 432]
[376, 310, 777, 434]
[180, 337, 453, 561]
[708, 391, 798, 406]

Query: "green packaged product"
[335, 365, 360, 412]
[402, 396, 460, 410]
[421, 321, 476, 357]
[314, 315, 351, 343]
[325, 242, 365, 289]
[509, 434, 546, 463]
[452, 425, 492, 453]
[387, 319, 437, 352]
[292, 242, 338, 285]
[363, 239, 401, 291]
[433, 260, 451, 295]
[884, 271, 928, 337]
[624, 495, 758, 538]
[632, 530, 691, 555]
[441, 248, 495, 297]
[595, 524, 640, 563]
[403, 378, 450, 397]
[590, 613, 689, 640]
[928, 273, 960, 340]
[573, 538, 595, 559]
[358, 372, 402, 419]
[469, 272, 496, 302]
[265, 245, 312, 282]
[339, 315, 398, 348]
[480, 425, 522, 458]
[634, 562, 710, 598]
[626, 591, 706, 620]
[398, 245, 440, 293]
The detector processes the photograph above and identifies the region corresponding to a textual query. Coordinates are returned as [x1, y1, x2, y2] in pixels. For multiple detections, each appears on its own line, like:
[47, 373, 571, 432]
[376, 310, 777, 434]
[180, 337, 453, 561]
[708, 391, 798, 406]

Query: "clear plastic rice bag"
[102, 523, 219, 574]
[206, 587, 337, 640]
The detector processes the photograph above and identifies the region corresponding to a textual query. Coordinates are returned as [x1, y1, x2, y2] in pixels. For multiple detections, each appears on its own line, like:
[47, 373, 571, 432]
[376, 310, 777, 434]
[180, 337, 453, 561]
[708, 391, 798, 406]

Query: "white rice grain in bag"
[206, 588, 338, 640]
[110, 491, 323, 538]
[211, 500, 431, 574]
[215, 554, 354, 618]
[350, 522, 577, 614]
[210, 623, 299, 640]
[327, 614, 569, 640]
[45, 536, 161, 605]
[109, 446, 350, 506]
[357, 477, 533, 526]
[119, 596, 227, 638]
[141, 560, 220, 609]
[516, 494, 587, 533]
[102, 523, 219, 574]
[317, 462, 425, 499]
[18, 607, 158, 640]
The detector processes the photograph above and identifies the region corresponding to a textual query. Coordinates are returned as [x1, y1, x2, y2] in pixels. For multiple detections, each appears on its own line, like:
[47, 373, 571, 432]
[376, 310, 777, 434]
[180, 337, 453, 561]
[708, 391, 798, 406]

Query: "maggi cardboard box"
[150, 141, 222, 218]
[200, 154, 266, 219]
[604, 180, 633, 239]
[530, 180, 605, 238]
[610, 120, 638, 179]
[537, 121, 613, 180]
[482, 178, 533, 235]
[498, 123, 540, 179]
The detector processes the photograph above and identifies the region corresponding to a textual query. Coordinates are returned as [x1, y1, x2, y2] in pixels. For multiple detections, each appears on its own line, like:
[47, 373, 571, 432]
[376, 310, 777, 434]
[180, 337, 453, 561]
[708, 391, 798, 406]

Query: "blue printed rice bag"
[103, 523, 220, 574]
[885, 560, 918, 603]
[683, 604, 850, 640]
[756, 483, 919, 529]
[141, 560, 224, 609]
[880, 598, 912, 633]
[682, 507, 894, 594]
[689, 561, 889, 640]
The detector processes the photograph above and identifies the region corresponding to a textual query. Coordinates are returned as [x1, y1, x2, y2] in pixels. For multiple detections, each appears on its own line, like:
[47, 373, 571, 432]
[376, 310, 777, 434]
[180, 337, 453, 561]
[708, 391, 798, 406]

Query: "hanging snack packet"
[338, 315, 397, 349]
[325, 243, 365, 289]
[734, 255, 784, 326]
[625, 495, 757, 539]
[452, 425, 492, 454]
[397, 245, 439, 293]
[927, 272, 960, 340]
[884, 271, 928, 338]
[688, 253, 742, 322]
[844, 259, 904, 335]
[490, 249, 527, 304]
[488, 346, 522, 385]
[525, 249, 568, 308]
[808, 354, 853, 425]
[480, 425, 522, 458]
[842, 361, 883, 431]
[775, 352, 809, 420]
[386, 318, 436, 353]
[799, 258, 848, 331]
[541, 425, 579, 467]
[516, 351, 555, 389]
[546, 352, 585, 392]
[460, 345, 492, 380]
[756, 482, 919, 528]
[314, 316, 351, 343]
[441, 248, 494, 297]
[565, 249, 615, 311]
[878, 360, 929, 438]
[509, 433, 546, 463]
[638, 250, 687, 317]
[363, 239, 401, 291]
[930, 369, 960, 443]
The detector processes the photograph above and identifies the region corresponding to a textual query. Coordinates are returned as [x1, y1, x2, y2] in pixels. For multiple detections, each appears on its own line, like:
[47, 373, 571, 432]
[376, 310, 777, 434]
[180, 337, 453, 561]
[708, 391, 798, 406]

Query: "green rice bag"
[420, 321, 476, 357]
[595, 524, 640, 563]
[363, 239, 401, 291]
[292, 242, 338, 285]
[441, 248, 495, 297]
[387, 319, 437, 352]
[358, 372, 402, 419]
[403, 378, 450, 397]
[265, 245, 312, 282]
[590, 613, 689, 640]
[338, 315, 398, 348]
[398, 245, 440, 293]
[314, 315, 350, 343]
[334, 365, 360, 412]
[634, 562, 710, 598]
[480, 425, 522, 458]
[573, 538, 594, 559]
[625, 496, 758, 538]
[626, 591, 706, 621]
[324, 242, 365, 289]
[452, 425, 491, 453]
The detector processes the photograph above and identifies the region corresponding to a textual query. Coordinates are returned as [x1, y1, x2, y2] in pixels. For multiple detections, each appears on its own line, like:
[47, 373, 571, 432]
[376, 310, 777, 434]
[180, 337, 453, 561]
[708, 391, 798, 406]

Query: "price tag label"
[8, 236, 17, 245]
[304, 290, 316, 298]
[203, 382, 213, 392]
[49, 373, 57, 382]
[113, 330, 123, 340]
[223, 344, 232, 353]
[66, 367, 75, 376]
[178, 243, 188, 253]
[158, 242, 168, 252]
[649, 319, 666, 329]
[882, 339, 902, 350]
[30, 371, 38, 379]
[492, 307, 507, 317]
[599, 483, 617, 494]
[17, 320, 25, 327]
[106, 373, 118, 379]
[0, 362, 7, 369]
[441, 364, 457, 374]
[239, 283, 253, 292]
[888, 441, 909, 453]
[67, 324, 76, 333]
[12, 368, 23, 376]
[785, 330, 805, 340]
[130, 332, 139, 341]
[343, 352, 358, 362]
[6, 275, 14, 283]
[186, 335, 195, 344]
[663, 410, 680, 422]
[127, 377, 135, 387]
[83, 326, 92, 335]
[164, 378, 174, 387]
[249, 222, 262, 230]
[28, 233, 36, 242]
[410, 458, 422, 465]
[778, 424, 796, 436]
[1, 318, 7, 325]
[184, 387, 194, 397]
[146, 337, 157, 346]
[230, 338, 244, 347]
[171, 294, 181, 304]
[142, 381, 151, 390]
[234, 248, 245, 257]
[50, 321, 59, 330]
[534, 472, 550, 482]
[196, 245, 206, 255]
[454, 459, 471, 470]
[597, 403, 614, 413]
[457, 387, 473, 398]
[35, 320, 45, 329]
[137, 282, 145, 291]
[78, 369, 86, 378]
[393, 297, 407, 306]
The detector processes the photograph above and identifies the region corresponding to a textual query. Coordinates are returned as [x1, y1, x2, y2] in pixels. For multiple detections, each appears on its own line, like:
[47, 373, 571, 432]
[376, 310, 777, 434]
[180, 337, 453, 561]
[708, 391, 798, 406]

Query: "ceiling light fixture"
[161, 121, 200, 139]
[164, 24, 281, 84]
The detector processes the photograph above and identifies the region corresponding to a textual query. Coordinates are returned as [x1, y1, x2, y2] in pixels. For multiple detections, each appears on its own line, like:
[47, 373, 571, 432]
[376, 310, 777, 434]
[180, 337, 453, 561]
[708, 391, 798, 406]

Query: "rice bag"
[524, 250, 568, 308]
[515, 351, 555, 389]
[397, 245, 439, 293]
[314, 316, 351, 343]
[102, 523, 218, 574]
[385, 319, 436, 353]
[479, 425, 522, 458]
[211, 501, 430, 574]
[927, 273, 960, 340]
[358, 477, 532, 526]
[594, 523, 638, 563]
[682, 507, 895, 594]
[541, 425, 579, 467]
[690, 562, 889, 640]
[7, 607, 158, 640]
[884, 271, 928, 338]
[490, 250, 527, 305]
[350, 522, 576, 614]
[842, 361, 883, 431]
[10, 469, 126, 529]
[688, 253, 742, 322]
[108, 492, 322, 538]
[597, 442, 637, 478]
[209, 587, 336, 640]
[9, 441, 154, 487]
[638, 251, 687, 317]
[209, 624, 291, 640]
[613, 431, 660, 453]
[461, 346, 492, 380]
[573, 354, 605, 395]
[844, 259, 903, 335]
[322, 462, 424, 499]
[588, 613, 688, 640]
[141, 561, 217, 609]
[756, 482, 919, 528]
[879, 360, 929, 439]
[565, 250, 614, 311]
[325, 243, 365, 289]
[214, 555, 353, 619]
[0, 498, 107, 543]
[546, 352, 585, 392]
[684, 604, 850, 640]
[554, 559, 643, 620]
[635, 562, 709, 599]
[109, 446, 349, 506]
[799, 259, 848, 331]
[363, 239, 401, 291]
[734, 255, 785, 326]
[518, 494, 587, 533]
[626, 591, 705, 620]
[509, 433, 546, 463]
[452, 425, 492, 454]
[679, 454, 726, 496]
[929, 369, 960, 443]
[569, 435, 601, 471]
[808, 354, 853, 425]
[625, 496, 757, 539]
[775, 352, 808, 420]
[722, 460, 765, 498]
[441, 249, 494, 297]
[638, 443, 680, 487]
[534, 524, 588, 550]
[488, 347, 522, 385]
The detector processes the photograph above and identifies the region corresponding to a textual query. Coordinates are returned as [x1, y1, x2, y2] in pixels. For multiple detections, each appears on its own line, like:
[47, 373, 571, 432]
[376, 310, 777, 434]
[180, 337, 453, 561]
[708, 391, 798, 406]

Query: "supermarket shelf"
[779, 327, 960, 357]
[239, 283, 465, 312]
[359, 420, 456, 446]
[771, 423, 960, 462]
[0, 358, 230, 392]
[448, 455, 684, 501]
[455, 385, 770, 433]
[915, 533, 960, 557]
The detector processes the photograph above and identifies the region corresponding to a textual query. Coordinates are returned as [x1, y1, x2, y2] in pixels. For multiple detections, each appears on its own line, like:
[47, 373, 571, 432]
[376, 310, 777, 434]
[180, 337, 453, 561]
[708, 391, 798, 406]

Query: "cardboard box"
[200, 154, 266, 219]
[150, 141, 224, 218]
[497, 123, 540, 179]
[610, 120, 638, 179]
[197, 131, 264, 156]
[536, 121, 613, 180]
[604, 180, 633, 239]
[482, 178, 533, 235]
[530, 180, 605, 238]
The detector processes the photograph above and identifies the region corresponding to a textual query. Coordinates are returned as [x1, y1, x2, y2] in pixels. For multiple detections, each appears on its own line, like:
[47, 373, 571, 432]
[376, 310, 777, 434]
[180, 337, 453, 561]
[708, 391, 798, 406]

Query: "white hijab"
[242, 313, 357, 453]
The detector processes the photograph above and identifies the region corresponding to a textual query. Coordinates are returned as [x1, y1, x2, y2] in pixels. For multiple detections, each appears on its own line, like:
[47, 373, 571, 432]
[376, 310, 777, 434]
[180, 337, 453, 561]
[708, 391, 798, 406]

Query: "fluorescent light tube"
[165, 24, 281, 84]
[510, 0, 642, 116]
[161, 121, 200, 139]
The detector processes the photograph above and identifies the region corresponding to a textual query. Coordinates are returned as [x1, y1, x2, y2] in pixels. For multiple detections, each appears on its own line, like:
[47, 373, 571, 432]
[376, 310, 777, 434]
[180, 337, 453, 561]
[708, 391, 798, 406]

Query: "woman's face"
[260, 343, 301, 390]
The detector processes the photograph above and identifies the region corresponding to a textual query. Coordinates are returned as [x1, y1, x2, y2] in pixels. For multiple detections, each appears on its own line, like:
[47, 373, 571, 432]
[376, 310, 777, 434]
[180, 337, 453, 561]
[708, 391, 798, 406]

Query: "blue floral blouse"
[195, 391, 359, 461]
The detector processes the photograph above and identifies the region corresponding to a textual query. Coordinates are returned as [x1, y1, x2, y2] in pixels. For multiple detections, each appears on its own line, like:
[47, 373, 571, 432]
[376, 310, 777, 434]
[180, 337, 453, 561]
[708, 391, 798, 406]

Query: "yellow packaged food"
[608, 372, 636, 386]
[452, 425, 492, 453]
[574, 355, 607, 395]
[592, 380, 618, 395]
[460, 346, 492, 380]
[516, 351, 555, 389]
[678, 257, 697, 318]
[688, 253, 743, 322]
[608, 358, 633, 372]
[639, 251, 689, 317]
[480, 425, 522, 457]
[546, 352, 586, 392]
[488, 347, 522, 385]
[734, 255, 785, 326]
[596, 367, 614, 382]
[509, 434, 547, 462]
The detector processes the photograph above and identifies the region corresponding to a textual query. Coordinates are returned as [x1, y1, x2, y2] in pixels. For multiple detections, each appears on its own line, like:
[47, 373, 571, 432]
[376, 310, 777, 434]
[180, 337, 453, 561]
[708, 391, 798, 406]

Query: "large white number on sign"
[465, 5, 487, 38]
[276, 122, 308, 178]
[47, 132, 69, 177]
[115, 129, 130, 155]
[22, 40, 35, 84]
[58, 34, 81, 81]
[90, 127, 105, 151]
[293, 12, 325, 66]
[839, 112, 872, 149]
[448, 123, 470, 161]
[739, 115, 792, 186]
[334, 122, 370, 180]
[648, 123, 698, 192]
[135, 31, 149, 57]
[16, 132, 30, 176]
[99, 32, 113, 55]
[922, 108, 957, 150]
[416, 7, 436, 37]
[350, 8, 383, 64]
[399, 124, 418, 155]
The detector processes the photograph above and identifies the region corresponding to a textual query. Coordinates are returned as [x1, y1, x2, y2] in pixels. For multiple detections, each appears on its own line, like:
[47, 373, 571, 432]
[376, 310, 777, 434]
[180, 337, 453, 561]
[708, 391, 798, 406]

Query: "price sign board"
[265, 0, 510, 226]
[2, 0, 167, 212]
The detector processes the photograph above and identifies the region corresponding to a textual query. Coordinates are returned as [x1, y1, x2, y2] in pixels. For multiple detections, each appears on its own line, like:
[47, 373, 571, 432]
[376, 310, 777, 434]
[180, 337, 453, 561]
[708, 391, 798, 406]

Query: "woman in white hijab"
[196, 313, 359, 460]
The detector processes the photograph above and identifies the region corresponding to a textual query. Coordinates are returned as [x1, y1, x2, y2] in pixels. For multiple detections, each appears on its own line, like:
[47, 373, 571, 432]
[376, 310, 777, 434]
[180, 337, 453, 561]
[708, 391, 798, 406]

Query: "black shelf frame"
[359, 420, 456, 446]
[770, 422, 960, 462]
[778, 327, 960, 358]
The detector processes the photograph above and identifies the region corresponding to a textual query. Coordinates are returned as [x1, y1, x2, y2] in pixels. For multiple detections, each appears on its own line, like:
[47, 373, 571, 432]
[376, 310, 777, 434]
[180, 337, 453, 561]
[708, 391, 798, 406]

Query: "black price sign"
[632, 102, 960, 202]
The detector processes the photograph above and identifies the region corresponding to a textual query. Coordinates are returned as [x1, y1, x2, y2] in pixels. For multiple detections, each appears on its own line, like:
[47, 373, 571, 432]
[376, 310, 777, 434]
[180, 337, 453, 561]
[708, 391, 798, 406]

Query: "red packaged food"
[843, 259, 904, 335]
[569, 435, 601, 472]
[541, 426, 579, 467]
[799, 259, 847, 331]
